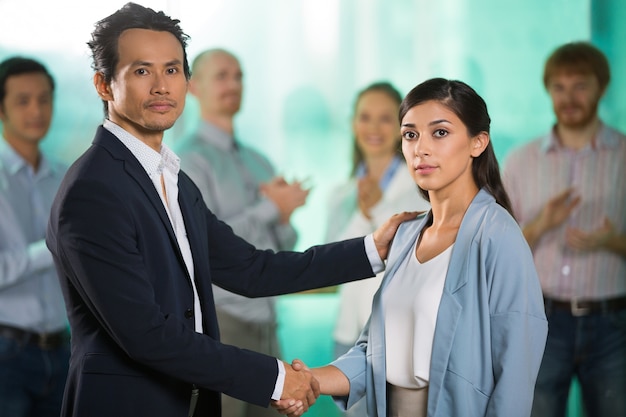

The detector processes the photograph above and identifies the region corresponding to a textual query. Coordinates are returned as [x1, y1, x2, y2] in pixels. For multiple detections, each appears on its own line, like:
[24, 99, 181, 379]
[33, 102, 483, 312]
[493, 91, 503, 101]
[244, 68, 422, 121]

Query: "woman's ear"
[471, 131, 490, 157]
[93, 72, 113, 101]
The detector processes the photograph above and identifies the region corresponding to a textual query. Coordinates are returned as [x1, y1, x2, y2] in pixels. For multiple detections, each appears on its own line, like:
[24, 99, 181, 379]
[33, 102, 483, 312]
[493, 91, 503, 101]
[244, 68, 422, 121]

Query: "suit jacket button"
[184, 309, 193, 319]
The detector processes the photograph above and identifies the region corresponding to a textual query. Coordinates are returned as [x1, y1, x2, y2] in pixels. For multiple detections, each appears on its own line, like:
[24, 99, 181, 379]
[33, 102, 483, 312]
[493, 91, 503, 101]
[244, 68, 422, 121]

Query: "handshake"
[272, 359, 318, 417]
[272, 359, 348, 417]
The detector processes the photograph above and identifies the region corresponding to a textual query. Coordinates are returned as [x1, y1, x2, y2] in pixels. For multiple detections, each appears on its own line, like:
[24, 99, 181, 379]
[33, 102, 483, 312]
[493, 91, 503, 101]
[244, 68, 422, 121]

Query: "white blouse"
[383, 241, 453, 388]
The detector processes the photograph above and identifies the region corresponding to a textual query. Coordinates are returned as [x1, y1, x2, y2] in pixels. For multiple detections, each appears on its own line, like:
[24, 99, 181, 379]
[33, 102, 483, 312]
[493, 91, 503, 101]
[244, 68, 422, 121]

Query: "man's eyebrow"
[130, 59, 183, 67]
[165, 59, 184, 67]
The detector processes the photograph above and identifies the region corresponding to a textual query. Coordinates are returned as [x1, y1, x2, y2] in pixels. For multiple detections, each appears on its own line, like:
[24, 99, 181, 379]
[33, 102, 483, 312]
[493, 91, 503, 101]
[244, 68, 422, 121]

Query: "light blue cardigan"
[332, 189, 548, 417]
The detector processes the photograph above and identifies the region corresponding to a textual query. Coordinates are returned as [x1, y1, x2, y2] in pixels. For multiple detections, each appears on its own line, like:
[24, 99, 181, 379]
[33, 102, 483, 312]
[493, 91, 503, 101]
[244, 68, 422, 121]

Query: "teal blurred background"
[1, 1, 623, 416]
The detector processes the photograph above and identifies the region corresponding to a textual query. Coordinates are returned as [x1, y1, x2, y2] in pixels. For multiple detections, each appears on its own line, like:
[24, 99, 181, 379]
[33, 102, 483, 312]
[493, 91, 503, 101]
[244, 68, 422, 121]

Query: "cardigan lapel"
[370, 213, 429, 416]
[426, 189, 493, 412]
[443, 189, 491, 294]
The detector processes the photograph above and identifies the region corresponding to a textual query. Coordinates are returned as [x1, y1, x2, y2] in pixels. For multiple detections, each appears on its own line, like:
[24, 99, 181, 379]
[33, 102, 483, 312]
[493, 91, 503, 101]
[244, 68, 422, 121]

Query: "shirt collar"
[198, 120, 236, 152]
[355, 155, 402, 191]
[103, 119, 180, 178]
[0, 136, 54, 178]
[540, 121, 617, 153]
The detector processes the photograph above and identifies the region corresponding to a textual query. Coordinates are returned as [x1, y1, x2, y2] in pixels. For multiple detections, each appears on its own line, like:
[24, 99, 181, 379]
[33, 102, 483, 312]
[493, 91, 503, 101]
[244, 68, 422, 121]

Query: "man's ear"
[188, 77, 200, 98]
[471, 131, 490, 158]
[93, 72, 113, 101]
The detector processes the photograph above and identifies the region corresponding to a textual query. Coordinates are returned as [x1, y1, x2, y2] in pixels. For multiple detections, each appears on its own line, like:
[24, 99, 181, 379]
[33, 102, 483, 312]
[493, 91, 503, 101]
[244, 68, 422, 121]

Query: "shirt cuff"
[364, 234, 384, 274]
[272, 359, 286, 400]
[27, 239, 53, 273]
[257, 196, 281, 224]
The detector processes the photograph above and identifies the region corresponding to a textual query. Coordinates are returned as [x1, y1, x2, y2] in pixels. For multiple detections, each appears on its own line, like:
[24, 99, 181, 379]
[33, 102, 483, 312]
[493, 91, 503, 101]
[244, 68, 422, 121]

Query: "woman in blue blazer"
[275, 78, 548, 417]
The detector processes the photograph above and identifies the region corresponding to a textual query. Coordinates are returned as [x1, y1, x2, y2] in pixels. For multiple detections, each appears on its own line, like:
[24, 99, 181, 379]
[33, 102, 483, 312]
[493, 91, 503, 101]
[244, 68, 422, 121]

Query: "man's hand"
[274, 359, 319, 416]
[260, 177, 310, 223]
[538, 188, 581, 232]
[373, 211, 421, 260]
[272, 359, 312, 417]
[273, 359, 352, 416]
[357, 176, 382, 219]
[523, 188, 580, 248]
[566, 217, 615, 252]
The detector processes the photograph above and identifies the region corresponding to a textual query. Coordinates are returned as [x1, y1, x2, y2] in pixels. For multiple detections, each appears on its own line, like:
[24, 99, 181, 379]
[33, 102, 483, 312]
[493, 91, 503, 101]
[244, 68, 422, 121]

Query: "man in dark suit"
[45, 3, 415, 417]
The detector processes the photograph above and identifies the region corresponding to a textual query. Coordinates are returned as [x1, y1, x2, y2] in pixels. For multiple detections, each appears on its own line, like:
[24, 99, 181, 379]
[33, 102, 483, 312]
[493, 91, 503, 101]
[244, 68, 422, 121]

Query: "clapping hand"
[260, 176, 311, 223]
[566, 216, 615, 252]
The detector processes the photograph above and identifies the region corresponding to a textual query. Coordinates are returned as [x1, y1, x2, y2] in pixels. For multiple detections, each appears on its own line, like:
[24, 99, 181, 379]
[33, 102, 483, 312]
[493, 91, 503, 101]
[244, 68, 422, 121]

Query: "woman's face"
[400, 100, 487, 197]
[353, 90, 400, 159]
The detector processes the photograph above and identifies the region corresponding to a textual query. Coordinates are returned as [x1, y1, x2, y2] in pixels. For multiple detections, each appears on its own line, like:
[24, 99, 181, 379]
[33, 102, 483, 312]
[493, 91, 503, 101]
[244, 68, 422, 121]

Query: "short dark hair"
[87, 2, 191, 115]
[543, 42, 610, 91]
[351, 81, 404, 176]
[399, 78, 513, 215]
[0, 56, 55, 106]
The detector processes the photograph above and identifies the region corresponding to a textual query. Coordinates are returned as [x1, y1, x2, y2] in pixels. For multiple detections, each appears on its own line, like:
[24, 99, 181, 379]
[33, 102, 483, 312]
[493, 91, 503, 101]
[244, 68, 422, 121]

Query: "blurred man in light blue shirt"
[177, 48, 310, 417]
[0, 56, 69, 417]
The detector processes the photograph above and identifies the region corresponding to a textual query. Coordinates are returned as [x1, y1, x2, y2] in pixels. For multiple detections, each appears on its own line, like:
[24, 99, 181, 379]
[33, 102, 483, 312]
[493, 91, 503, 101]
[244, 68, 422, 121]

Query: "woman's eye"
[402, 131, 417, 140]
[433, 129, 447, 138]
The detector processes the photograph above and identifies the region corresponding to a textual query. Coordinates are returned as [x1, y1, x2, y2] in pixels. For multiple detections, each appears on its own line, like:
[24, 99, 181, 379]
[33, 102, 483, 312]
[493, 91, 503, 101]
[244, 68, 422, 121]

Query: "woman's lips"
[415, 164, 437, 175]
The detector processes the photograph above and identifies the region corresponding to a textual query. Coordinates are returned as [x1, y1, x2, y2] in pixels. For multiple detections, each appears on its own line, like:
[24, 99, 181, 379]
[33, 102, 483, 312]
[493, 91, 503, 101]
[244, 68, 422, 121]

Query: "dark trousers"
[531, 304, 626, 417]
[0, 333, 70, 417]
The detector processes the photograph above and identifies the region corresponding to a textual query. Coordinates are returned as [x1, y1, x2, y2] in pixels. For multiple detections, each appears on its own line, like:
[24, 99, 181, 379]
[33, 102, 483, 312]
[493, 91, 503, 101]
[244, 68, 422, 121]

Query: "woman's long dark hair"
[399, 78, 513, 216]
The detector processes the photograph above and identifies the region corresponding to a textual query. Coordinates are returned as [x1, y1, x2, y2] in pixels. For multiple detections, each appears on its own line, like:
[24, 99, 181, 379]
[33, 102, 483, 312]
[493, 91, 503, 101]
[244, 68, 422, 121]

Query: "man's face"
[190, 52, 242, 118]
[97, 28, 188, 143]
[0, 72, 53, 146]
[546, 71, 603, 129]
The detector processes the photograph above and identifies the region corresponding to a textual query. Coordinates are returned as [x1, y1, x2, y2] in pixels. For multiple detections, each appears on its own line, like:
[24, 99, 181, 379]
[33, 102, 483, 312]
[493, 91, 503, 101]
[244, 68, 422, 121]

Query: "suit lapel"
[177, 177, 204, 265]
[93, 126, 187, 272]
[178, 171, 223, 338]
[177, 174, 210, 284]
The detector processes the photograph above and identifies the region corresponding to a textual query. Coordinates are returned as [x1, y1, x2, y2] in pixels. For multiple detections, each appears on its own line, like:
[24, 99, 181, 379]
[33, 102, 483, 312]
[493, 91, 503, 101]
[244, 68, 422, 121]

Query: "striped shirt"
[502, 123, 626, 301]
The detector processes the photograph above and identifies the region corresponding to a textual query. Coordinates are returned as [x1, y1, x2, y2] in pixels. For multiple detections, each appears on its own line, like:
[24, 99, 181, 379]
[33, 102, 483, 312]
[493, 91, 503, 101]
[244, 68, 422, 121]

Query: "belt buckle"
[38, 333, 50, 349]
[37, 333, 58, 350]
[571, 299, 590, 317]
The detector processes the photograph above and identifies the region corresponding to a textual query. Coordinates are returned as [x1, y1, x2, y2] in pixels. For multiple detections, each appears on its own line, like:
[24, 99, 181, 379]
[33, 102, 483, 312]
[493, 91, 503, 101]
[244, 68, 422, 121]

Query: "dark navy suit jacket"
[46, 126, 374, 417]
